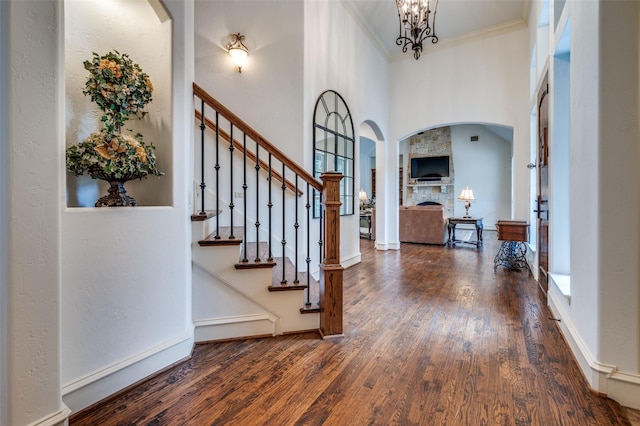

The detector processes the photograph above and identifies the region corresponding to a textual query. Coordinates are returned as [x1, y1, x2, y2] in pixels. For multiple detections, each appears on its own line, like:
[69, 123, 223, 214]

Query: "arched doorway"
[359, 120, 385, 247]
[398, 123, 513, 231]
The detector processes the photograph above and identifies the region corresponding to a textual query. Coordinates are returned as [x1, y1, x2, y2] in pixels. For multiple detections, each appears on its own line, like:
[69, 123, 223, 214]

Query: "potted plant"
[66, 50, 163, 207]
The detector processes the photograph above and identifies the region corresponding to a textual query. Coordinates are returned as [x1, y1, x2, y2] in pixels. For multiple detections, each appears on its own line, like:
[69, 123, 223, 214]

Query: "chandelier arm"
[395, 36, 415, 54]
[395, 0, 439, 59]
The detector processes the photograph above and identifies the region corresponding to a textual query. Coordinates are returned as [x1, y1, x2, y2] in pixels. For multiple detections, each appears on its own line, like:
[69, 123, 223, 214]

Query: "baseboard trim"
[62, 329, 194, 413]
[341, 252, 361, 269]
[26, 404, 72, 426]
[548, 290, 640, 410]
[194, 313, 278, 342]
[374, 241, 401, 251]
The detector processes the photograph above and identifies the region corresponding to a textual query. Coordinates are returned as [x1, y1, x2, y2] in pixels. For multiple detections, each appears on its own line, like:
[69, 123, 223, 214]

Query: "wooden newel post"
[319, 171, 344, 339]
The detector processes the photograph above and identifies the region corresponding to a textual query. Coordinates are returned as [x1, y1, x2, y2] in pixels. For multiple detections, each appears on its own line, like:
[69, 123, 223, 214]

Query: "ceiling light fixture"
[227, 33, 248, 73]
[395, 0, 439, 60]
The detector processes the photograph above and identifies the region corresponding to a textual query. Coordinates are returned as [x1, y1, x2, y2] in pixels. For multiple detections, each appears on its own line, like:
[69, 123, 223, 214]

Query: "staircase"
[191, 84, 343, 341]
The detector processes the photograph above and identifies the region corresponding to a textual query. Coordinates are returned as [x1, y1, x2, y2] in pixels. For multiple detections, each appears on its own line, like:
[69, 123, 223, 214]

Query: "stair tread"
[236, 242, 276, 269]
[270, 257, 316, 291]
[199, 226, 244, 246]
[191, 210, 221, 221]
[300, 302, 320, 314]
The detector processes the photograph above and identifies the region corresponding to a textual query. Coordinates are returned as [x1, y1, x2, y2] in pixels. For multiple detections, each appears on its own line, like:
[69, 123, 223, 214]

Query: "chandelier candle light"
[458, 187, 475, 218]
[395, 0, 439, 60]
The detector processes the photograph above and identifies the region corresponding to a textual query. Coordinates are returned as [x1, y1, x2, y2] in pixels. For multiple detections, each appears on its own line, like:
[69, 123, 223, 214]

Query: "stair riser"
[192, 242, 319, 335]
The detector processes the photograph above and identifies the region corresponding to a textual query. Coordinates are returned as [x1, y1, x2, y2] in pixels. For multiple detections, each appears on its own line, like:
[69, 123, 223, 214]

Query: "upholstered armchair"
[399, 204, 447, 245]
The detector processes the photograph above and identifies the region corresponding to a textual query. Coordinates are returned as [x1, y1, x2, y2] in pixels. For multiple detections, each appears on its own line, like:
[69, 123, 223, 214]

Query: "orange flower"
[97, 59, 122, 78]
[122, 134, 139, 147]
[136, 146, 147, 163]
[95, 145, 111, 160]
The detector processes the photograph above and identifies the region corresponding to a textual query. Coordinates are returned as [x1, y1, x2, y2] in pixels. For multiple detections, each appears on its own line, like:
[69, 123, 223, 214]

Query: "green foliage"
[82, 50, 153, 132]
[66, 51, 163, 181]
[66, 131, 163, 180]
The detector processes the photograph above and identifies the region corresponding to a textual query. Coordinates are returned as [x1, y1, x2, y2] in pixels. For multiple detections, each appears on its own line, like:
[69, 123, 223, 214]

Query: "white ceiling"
[343, 0, 531, 61]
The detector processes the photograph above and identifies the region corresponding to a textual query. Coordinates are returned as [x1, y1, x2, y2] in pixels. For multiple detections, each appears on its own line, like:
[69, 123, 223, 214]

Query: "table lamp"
[359, 189, 368, 208]
[458, 187, 475, 218]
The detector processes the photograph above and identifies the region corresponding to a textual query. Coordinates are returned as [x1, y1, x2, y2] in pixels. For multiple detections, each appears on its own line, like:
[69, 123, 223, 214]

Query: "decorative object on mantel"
[395, 0, 439, 60]
[66, 51, 163, 207]
[458, 186, 475, 218]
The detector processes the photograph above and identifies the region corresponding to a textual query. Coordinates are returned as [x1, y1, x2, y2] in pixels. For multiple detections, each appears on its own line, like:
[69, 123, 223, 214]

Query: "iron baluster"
[214, 111, 221, 239]
[241, 133, 248, 262]
[281, 163, 287, 285]
[318, 191, 324, 265]
[294, 175, 299, 284]
[199, 99, 206, 215]
[267, 154, 273, 261]
[254, 142, 261, 263]
[305, 182, 311, 306]
[228, 123, 235, 240]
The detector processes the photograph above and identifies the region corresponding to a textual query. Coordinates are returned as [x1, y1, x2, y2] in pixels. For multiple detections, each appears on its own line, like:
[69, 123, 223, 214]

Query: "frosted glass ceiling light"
[227, 33, 248, 73]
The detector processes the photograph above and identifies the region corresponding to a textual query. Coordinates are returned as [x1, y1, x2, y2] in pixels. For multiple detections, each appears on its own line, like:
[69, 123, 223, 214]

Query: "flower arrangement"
[66, 50, 163, 184]
[66, 131, 161, 180]
[83, 50, 154, 132]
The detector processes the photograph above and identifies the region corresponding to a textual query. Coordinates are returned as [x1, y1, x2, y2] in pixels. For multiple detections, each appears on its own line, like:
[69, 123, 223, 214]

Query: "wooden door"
[537, 75, 549, 295]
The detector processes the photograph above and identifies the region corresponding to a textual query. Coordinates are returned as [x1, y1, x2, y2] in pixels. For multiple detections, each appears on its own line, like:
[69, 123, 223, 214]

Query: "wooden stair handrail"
[194, 83, 322, 192]
[195, 110, 302, 197]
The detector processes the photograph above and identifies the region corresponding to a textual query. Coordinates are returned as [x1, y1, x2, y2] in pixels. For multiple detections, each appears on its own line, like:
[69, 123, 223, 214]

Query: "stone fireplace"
[405, 126, 455, 217]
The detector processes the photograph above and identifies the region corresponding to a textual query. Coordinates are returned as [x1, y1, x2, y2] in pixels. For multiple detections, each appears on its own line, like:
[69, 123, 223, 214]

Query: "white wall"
[4, 1, 69, 424]
[388, 27, 530, 247]
[194, 0, 305, 163]
[61, 0, 195, 412]
[450, 125, 512, 228]
[194, 0, 389, 264]
[305, 0, 390, 256]
[540, 0, 640, 409]
[0, 2, 8, 423]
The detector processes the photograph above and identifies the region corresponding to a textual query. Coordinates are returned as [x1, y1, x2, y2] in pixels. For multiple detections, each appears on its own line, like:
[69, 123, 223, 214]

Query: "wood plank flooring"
[71, 231, 633, 425]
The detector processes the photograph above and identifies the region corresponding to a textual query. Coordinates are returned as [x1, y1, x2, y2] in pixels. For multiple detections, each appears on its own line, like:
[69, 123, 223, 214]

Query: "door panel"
[537, 75, 549, 295]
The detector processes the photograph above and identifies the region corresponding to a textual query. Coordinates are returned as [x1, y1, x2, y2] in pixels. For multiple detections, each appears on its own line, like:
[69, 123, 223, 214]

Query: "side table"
[359, 211, 372, 239]
[447, 217, 483, 247]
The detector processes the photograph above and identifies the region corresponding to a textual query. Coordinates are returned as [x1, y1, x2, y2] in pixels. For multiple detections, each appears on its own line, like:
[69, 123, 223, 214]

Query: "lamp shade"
[359, 189, 368, 201]
[229, 47, 247, 71]
[458, 187, 475, 201]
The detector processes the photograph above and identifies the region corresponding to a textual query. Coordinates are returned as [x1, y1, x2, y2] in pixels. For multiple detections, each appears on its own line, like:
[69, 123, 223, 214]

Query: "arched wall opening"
[359, 120, 385, 247]
[398, 122, 514, 232]
[64, 0, 172, 207]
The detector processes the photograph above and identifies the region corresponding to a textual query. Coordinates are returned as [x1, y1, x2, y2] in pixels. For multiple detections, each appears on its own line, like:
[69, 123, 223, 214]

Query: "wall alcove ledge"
[64, 0, 173, 208]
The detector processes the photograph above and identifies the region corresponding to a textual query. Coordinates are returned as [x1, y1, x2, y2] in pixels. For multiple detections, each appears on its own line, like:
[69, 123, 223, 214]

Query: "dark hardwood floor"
[71, 231, 632, 425]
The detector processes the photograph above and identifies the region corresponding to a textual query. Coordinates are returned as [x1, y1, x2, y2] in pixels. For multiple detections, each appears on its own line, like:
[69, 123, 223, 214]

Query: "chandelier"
[395, 0, 439, 60]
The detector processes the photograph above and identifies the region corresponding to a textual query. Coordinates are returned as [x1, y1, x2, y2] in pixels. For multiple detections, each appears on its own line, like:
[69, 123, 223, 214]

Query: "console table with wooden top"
[494, 220, 530, 270]
[447, 217, 483, 247]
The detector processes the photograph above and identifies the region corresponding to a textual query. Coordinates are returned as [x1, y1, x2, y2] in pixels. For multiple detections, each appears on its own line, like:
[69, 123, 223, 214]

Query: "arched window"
[313, 90, 355, 217]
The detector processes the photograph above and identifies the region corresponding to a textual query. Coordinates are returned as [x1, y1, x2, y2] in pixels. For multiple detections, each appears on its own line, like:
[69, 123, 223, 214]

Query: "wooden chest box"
[496, 220, 529, 242]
